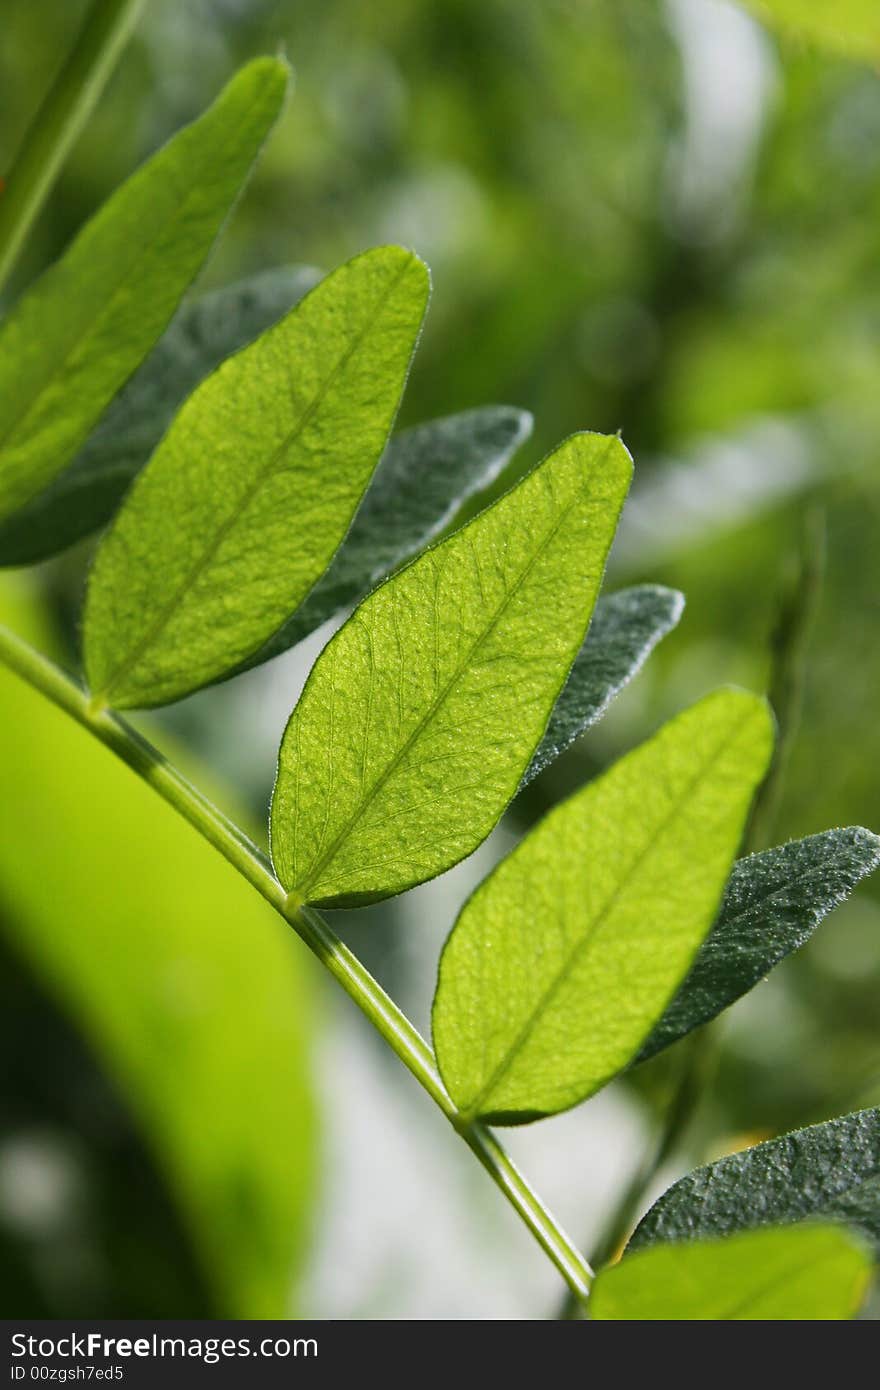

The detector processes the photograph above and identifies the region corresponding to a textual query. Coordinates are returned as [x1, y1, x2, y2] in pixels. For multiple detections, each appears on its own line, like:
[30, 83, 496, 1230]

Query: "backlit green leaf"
[241, 405, 533, 670]
[638, 828, 880, 1062]
[0, 578, 316, 1317]
[271, 432, 632, 908]
[432, 689, 773, 1124]
[522, 584, 684, 788]
[0, 267, 319, 566]
[83, 245, 430, 708]
[630, 1107, 880, 1258]
[590, 1225, 870, 1320]
[0, 58, 289, 523]
[741, 1, 880, 65]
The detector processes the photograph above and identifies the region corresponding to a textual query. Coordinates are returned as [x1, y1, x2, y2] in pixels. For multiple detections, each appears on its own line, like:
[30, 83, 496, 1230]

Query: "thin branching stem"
[0, 620, 594, 1309]
[559, 505, 829, 1318]
[0, 0, 145, 295]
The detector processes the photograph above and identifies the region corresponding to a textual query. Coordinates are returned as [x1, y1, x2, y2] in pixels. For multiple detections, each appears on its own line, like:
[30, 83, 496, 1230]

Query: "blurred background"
[0, 0, 878, 1319]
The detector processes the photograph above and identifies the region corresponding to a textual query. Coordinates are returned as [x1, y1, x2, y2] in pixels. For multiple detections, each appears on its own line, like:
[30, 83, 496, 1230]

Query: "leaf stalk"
[0, 620, 593, 1310]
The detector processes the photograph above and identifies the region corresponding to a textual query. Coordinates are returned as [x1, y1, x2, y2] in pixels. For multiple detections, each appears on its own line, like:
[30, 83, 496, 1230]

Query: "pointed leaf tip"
[433, 688, 773, 1123]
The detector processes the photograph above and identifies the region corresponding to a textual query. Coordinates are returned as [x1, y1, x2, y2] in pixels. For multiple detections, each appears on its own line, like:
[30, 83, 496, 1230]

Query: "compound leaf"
[0, 267, 319, 566]
[638, 827, 880, 1062]
[590, 1225, 870, 1320]
[630, 1107, 880, 1259]
[0, 58, 289, 523]
[271, 432, 632, 907]
[522, 584, 684, 788]
[0, 578, 316, 1318]
[241, 404, 533, 670]
[83, 245, 429, 708]
[432, 689, 773, 1124]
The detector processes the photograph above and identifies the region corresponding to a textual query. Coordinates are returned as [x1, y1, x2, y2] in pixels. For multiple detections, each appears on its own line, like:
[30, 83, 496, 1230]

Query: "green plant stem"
[558, 1028, 718, 1319]
[0, 0, 145, 295]
[0, 620, 593, 1309]
[559, 505, 830, 1319]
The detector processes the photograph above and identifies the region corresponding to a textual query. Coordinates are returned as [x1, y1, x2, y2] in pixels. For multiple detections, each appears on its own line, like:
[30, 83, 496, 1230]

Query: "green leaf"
[240, 404, 533, 671]
[0, 267, 319, 566]
[432, 689, 773, 1125]
[271, 431, 632, 908]
[629, 1107, 880, 1259]
[741, 1, 880, 65]
[638, 827, 880, 1062]
[0, 58, 289, 524]
[522, 584, 684, 788]
[0, 578, 316, 1317]
[590, 1225, 871, 1320]
[83, 245, 430, 708]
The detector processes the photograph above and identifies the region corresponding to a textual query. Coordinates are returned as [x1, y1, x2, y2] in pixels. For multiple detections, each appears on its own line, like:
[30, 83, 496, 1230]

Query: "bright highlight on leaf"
[630, 1106, 880, 1258]
[590, 1224, 871, 1320]
[432, 689, 773, 1124]
[83, 245, 430, 708]
[0, 58, 289, 524]
[0, 266, 320, 566]
[271, 431, 632, 907]
[0, 580, 316, 1318]
[243, 405, 533, 671]
[639, 827, 880, 1062]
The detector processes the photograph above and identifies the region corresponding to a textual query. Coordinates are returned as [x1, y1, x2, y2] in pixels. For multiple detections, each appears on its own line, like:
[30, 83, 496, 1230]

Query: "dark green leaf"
[271, 432, 632, 908]
[521, 584, 684, 788]
[241, 404, 533, 669]
[83, 246, 430, 708]
[432, 690, 773, 1124]
[638, 827, 880, 1062]
[591, 1224, 871, 1320]
[0, 267, 319, 566]
[630, 1106, 880, 1258]
[0, 58, 289, 523]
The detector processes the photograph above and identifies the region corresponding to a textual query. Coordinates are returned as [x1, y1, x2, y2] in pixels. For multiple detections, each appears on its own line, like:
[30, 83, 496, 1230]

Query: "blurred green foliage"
[0, 576, 317, 1316]
[1, 0, 879, 1316]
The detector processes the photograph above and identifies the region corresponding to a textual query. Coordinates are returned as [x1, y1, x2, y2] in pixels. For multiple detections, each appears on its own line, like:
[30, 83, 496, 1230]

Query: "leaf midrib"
[718, 1247, 830, 1319]
[95, 257, 413, 701]
[294, 442, 618, 898]
[463, 706, 755, 1117]
[0, 131, 234, 466]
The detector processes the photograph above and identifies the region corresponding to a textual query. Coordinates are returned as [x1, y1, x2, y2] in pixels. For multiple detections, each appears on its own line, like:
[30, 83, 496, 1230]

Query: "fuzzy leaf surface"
[639, 827, 880, 1061]
[84, 246, 429, 708]
[522, 584, 684, 788]
[433, 689, 773, 1124]
[0, 59, 289, 523]
[271, 432, 632, 907]
[590, 1225, 870, 1320]
[630, 1107, 880, 1258]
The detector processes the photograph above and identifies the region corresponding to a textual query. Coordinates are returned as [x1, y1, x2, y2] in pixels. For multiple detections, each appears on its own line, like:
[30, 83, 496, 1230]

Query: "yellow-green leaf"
[433, 689, 773, 1124]
[741, 1, 880, 65]
[271, 432, 632, 908]
[589, 1225, 871, 1320]
[0, 579, 317, 1317]
[0, 58, 289, 523]
[83, 245, 430, 708]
